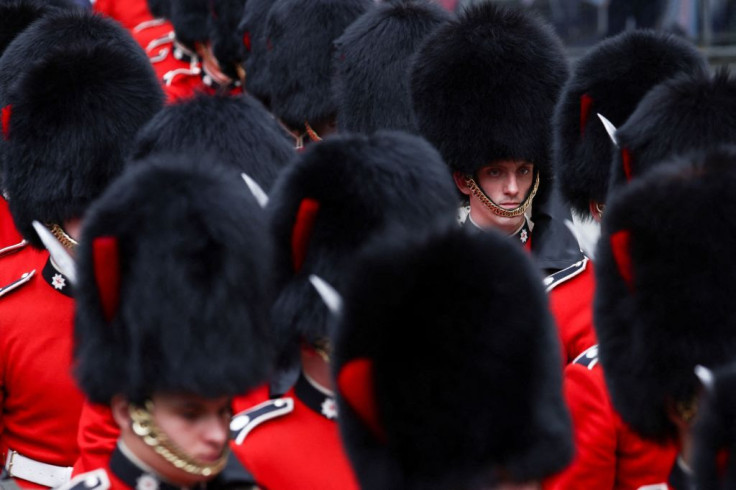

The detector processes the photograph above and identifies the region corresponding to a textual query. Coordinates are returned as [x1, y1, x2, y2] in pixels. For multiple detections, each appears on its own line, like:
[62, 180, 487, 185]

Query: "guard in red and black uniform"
[595, 147, 736, 490]
[73, 92, 295, 475]
[0, 10, 163, 488]
[409, 3, 593, 364]
[333, 226, 573, 489]
[264, 0, 371, 148]
[230, 131, 459, 489]
[543, 30, 707, 490]
[58, 154, 274, 490]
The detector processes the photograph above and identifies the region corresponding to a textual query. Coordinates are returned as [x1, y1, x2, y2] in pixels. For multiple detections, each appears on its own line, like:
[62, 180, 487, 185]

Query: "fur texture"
[410, 2, 568, 208]
[595, 146, 736, 442]
[554, 30, 706, 219]
[133, 94, 293, 191]
[694, 362, 736, 490]
[146, 0, 170, 19]
[1, 10, 163, 248]
[334, 226, 572, 489]
[238, 0, 275, 105]
[333, 0, 450, 134]
[0, 0, 75, 57]
[267, 130, 458, 366]
[75, 153, 275, 404]
[610, 68, 736, 192]
[265, 0, 372, 129]
[169, 0, 209, 49]
[209, 0, 246, 79]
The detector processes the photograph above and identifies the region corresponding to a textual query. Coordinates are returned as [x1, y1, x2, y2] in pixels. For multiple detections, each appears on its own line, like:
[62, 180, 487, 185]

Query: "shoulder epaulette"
[230, 397, 295, 445]
[572, 344, 599, 370]
[0, 240, 27, 259]
[0, 270, 35, 299]
[55, 470, 110, 490]
[543, 257, 589, 292]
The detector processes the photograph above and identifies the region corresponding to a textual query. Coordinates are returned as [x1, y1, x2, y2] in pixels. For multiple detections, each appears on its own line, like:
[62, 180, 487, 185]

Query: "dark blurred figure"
[607, 0, 665, 36]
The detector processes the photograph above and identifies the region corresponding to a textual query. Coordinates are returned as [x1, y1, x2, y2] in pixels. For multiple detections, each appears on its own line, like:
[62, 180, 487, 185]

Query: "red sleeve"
[543, 364, 616, 490]
[72, 401, 119, 476]
[548, 263, 597, 364]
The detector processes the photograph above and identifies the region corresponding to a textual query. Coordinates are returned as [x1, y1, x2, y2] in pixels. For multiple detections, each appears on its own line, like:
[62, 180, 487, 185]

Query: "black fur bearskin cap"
[610, 68, 736, 192]
[694, 362, 736, 490]
[209, 0, 246, 80]
[75, 153, 275, 405]
[146, 0, 170, 19]
[1, 10, 164, 249]
[595, 146, 736, 442]
[410, 2, 569, 208]
[169, 0, 209, 50]
[133, 93, 294, 191]
[333, 225, 572, 490]
[0, 0, 76, 57]
[333, 0, 451, 134]
[267, 130, 458, 366]
[238, 0, 275, 105]
[554, 30, 706, 219]
[265, 0, 372, 130]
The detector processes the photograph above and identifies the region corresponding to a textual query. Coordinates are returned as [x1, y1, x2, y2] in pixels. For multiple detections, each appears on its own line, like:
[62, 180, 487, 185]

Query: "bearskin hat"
[268, 130, 458, 365]
[595, 146, 736, 442]
[209, 0, 246, 80]
[0, 10, 164, 248]
[694, 362, 736, 490]
[0, 0, 76, 57]
[133, 94, 293, 191]
[75, 153, 275, 404]
[169, 0, 209, 50]
[333, 0, 450, 134]
[610, 68, 736, 192]
[147, 0, 171, 20]
[410, 2, 568, 208]
[238, 0, 275, 106]
[554, 30, 706, 219]
[333, 226, 572, 490]
[266, 0, 372, 130]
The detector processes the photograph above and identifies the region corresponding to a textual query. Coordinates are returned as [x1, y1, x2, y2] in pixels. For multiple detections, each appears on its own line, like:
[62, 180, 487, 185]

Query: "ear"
[452, 171, 472, 196]
[110, 395, 131, 429]
[589, 200, 604, 223]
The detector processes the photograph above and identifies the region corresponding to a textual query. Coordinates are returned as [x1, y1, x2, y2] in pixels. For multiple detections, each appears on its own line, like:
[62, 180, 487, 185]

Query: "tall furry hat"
[610, 68, 736, 192]
[333, 226, 572, 490]
[694, 362, 736, 490]
[238, 0, 275, 105]
[410, 2, 568, 208]
[146, 0, 170, 19]
[0, 0, 76, 57]
[266, 0, 372, 130]
[209, 0, 246, 79]
[169, 0, 209, 50]
[268, 130, 458, 364]
[1, 10, 164, 248]
[75, 153, 275, 404]
[554, 30, 706, 219]
[333, 0, 451, 134]
[595, 146, 736, 442]
[133, 94, 293, 191]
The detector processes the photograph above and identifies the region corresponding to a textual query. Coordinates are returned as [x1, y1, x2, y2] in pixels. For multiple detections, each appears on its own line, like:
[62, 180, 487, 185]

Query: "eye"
[486, 167, 502, 177]
[518, 166, 532, 176]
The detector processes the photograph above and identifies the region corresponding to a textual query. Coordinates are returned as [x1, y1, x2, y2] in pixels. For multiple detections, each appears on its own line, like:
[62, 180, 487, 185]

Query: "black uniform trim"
[572, 344, 599, 370]
[54, 469, 110, 490]
[209, 452, 258, 490]
[0, 270, 35, 299]
[294, 373, 338, 421]
[42, 257, 73, 297]
[543, 257, 588, 292]
[109, 446, 178, 490]
[230, 397, 294, 445]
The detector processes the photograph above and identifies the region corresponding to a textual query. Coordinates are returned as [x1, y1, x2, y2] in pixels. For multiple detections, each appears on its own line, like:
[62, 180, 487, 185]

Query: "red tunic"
[0, 248, 84, 487]
[72, 402, 119, 477]
[543, 346, 678, 490]
[92, 0, 154, 31]
[0, 198, 23, 252]
[230, 376, 359, 490]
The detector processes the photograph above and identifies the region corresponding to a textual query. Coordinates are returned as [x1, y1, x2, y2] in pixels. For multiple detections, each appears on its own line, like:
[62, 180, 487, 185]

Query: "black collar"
[294, 372, 337, 421]
[513, 218, 531, 246]
[42, 256, 73, 297]
[110, 445, 196, 490]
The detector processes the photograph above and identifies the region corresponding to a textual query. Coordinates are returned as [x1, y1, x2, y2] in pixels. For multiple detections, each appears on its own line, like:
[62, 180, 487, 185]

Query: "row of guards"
[1, 0, 736, 489]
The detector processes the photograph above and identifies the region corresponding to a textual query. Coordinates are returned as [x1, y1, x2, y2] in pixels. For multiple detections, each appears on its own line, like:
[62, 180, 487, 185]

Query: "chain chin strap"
[304, 121, 322, 143]
[675, 398, 698, 425]
[464, 171, 540, 219]
[48, 224, 78, 250]
[129, 401, 228, 478]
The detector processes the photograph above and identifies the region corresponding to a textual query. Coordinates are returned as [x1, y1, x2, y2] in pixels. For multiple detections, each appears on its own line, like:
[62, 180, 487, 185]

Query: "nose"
[504, 174, 519, 196]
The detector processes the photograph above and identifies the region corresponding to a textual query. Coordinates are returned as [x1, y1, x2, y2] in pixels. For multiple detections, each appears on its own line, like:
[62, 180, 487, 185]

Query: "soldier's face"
[455, 160, 534, 235]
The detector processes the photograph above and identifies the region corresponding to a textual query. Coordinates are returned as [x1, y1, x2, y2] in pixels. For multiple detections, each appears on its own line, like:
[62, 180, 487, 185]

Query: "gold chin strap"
[464, 171, 540, 219]
[304, 121, 322, 143]
[676, 399, 698, 425]
[312, 338, 332, 363]
[129, 401, 229, 478]
[48, 224, 78, 250]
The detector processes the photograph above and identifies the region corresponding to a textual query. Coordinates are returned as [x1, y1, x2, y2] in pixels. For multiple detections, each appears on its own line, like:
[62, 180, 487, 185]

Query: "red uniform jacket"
[0, 198, 24, 254]
[230, 374, 359, 490]
[72, 403, 119, 477]
[0, 247, 83, 487]
[93, 0, 153, 31]
[543, 345, 678, 490]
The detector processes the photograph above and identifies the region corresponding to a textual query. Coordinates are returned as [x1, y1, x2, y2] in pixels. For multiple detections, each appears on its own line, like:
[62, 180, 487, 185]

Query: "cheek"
[476, 175, 504, 199]
[154, 413, 197, 448]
